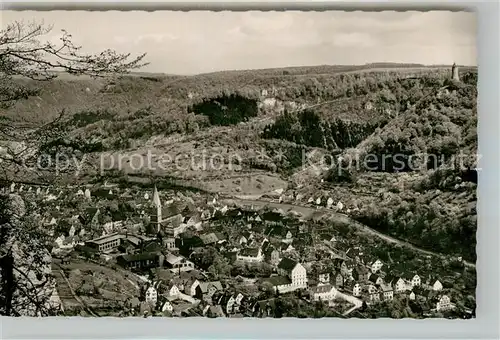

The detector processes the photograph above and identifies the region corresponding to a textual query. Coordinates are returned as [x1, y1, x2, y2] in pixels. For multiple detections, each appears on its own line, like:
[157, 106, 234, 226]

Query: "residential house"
[333, 258, 351, 278]
[161, 300, 173, 313]
[432, 279, 443, 291]
[367, 284, 380, 303]
[277, 258, 307, 286]
[91, 188, 116, 200]
[368, 259, 383, 273]
[404, 274, 421, 289]
[335, 273, 344, 287]
[282, 230, 294, 244]
[166, 282, 181, 297]
[318, 272, 330, 285]
[412, 286, 431, 302]
[165, 254, 194, 272]
[270, 258, 308, 293]
[436, 295, 452, 312]
[265, 247, 281, 265]
[280, 242, 295, 254]
[200, 232, 219, 246]
[163, 237, 177, 251]
[62, 235, 80, 248]
[409, 291, 416, 300]
[310, 284, 338, 302]
[184, 212, 202, 230]
[223, 295, 236, 315]
[368, 273, 383, 286]
[79, 207, 100, 228]
[204, 304, 225, 318]
[234, 293, 245, 313]
[145, 285, 158, 307]
[352, 266, 371, 282]
[352, 283, 362, 297]
[236, 247, 263, 263]
[346, 247, 363, 262]
[266, 276, 292, 294]
[184, 279, 200, 297]
[195, 281, 224, 302]
[380, 283, 394, 301]
[239, 235, 248, 245]
[117, 252, 164, 271]
[392, 277, 407, 293]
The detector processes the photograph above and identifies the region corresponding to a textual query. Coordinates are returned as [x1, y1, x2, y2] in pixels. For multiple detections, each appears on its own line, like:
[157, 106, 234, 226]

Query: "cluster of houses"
[137, 273, 256, 317]
[307, 245, 455, 312]
[4, 181, 457, 316]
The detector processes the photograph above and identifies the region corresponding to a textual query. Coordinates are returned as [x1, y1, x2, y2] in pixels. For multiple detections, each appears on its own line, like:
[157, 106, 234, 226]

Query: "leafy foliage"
[188, 94, 258, 126]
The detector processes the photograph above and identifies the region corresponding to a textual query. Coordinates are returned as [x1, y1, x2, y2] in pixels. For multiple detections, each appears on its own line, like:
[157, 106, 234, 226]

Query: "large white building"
[270, 258, 307, 293]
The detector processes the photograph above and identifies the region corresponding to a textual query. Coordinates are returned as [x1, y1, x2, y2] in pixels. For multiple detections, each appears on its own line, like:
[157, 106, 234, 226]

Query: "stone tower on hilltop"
[451, 62, 460, 81]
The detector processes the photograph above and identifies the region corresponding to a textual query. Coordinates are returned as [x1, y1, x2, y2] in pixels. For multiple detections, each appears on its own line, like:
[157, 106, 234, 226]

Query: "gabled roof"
[311, 284, 335, 294]
[214, 232, 226, 241]
[354, 266, 370, 275]
[267, 276, 291, 286]
[384, 275, 395, 284]
[368, 274, 380, 283]
[239, 247, 260, 257]
[277, 258, 297, 271]
[380, 283, 393, 292]
[79, 207, 100, 224]
[161, 204, 182, 219]
[118, 252, 158, 263]
[142, 240, 163, 253]
[200, 233, 218, 245]
[261, 239, 270, 252]
[165, 253, 184, 265]
[198, 281, 223, 293]
[279, 243, 293, 251]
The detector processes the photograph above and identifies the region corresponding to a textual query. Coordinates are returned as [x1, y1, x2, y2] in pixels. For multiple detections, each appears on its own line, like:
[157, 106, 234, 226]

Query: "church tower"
[451, 62, 460, 81]
[152, 185, 162, 232]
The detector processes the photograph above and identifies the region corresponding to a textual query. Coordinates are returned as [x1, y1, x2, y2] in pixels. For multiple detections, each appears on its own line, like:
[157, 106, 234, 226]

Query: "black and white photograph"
[0, 9, 477, 319]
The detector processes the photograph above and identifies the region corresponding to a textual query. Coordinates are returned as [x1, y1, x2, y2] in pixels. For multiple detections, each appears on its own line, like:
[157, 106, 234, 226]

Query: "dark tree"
[0, 20, 147, 316]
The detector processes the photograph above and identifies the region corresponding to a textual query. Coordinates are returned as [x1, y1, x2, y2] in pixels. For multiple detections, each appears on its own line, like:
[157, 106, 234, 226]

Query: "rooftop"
[87, 232, 123, 245]
[277, 257, 298, 271]
[267, 276, 292, 286]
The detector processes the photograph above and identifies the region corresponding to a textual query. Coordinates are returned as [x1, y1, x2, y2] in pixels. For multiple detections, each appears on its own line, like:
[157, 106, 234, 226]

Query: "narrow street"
[335, 291, 363, 316]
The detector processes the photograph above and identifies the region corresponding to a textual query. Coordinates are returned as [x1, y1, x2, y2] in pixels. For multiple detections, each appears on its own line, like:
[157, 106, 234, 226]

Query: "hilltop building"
[452, 62, 460, 81]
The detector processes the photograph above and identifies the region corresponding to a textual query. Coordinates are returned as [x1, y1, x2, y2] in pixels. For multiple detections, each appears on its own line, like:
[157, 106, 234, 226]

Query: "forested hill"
[2, 64, 478, 262]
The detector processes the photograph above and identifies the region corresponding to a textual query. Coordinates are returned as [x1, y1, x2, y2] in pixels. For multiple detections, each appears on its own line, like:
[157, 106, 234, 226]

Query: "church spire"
[152, 185, 162, 233]
[152, 185, 161, 208]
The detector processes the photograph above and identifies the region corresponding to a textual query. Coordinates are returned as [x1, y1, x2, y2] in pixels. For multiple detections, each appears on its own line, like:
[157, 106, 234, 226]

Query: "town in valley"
[0, 10, 477, 319]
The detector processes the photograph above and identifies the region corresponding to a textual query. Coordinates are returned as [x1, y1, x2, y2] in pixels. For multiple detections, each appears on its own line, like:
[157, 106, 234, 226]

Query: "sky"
[1, 10, 477, 75]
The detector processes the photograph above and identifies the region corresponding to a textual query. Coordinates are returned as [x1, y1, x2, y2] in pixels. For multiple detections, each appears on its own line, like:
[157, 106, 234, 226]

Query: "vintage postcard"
[0, 10, 477, 319]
